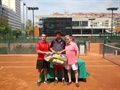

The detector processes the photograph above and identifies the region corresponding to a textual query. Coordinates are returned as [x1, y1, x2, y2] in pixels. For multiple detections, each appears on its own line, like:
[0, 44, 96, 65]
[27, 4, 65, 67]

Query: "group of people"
[36, 31, 79, 87]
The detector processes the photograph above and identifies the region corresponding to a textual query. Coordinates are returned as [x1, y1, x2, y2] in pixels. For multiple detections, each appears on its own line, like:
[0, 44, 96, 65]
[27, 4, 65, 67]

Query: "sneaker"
[54, 79, 58, 84]
[75, 83, 79, 87]
[44, 80, 50, 84]
[67, 82, 72, 85]
[36, 81, 41, 87]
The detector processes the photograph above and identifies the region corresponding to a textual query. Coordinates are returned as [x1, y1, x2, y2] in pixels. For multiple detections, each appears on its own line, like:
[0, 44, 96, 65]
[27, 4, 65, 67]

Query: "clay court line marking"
[1, 66, 35, 68]
[86, 65, 119, 67]
[0, 54, 37, 56]
[0, 61, 35, 63]
[0, 67, 4, 70]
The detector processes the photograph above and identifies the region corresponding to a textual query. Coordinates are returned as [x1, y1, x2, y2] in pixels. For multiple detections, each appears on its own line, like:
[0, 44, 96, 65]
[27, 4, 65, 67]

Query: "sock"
[55, 77, 58, 80]
[62, 77, 65, 80]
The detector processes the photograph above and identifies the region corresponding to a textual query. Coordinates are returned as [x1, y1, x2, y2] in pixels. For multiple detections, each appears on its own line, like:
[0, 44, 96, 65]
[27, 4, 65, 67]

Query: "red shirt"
[36, 40, 49, 60]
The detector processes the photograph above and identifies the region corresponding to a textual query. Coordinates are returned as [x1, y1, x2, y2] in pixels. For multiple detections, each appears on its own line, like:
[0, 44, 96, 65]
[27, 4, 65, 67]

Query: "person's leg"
[74, 70, 79, 87]
[54, 68, 58, 81]
[67, 69, 72, 85]
[36, 69, 42, 86]
[74, 70, 78, 83]
[65, 65, 72, 85]
[53, 65, 58, 84]
[61, 67, 65, 79]
[36, 60, 44, 86]
[55, 68, 58, 78]
[72, 64, 79, 87]
[37, 69, 42, 82]
[43, 60, 50, 84]
[61, 67, 65, 84]
[44, 68, 47, 81]
[67, 69, 71, 83]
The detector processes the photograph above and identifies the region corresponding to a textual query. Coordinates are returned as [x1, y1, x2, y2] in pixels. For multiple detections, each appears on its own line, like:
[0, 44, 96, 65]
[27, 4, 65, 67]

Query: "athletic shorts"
[53, 64, 64, 69]
[36, 60, 49, 69]
[65, 64, 78, 71]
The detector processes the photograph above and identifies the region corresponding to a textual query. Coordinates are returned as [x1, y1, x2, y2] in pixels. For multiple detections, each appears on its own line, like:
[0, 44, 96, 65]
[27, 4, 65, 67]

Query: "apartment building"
[1, 0, 21, 30]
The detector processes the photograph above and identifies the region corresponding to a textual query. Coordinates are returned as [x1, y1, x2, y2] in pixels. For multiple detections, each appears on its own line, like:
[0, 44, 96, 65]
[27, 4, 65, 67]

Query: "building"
[1, 0, 21, 30]
[0, 0, 1, 5]
[0, 5, 8, 23]
[35, 12, 120, 36]
[42, 18, 72, 36]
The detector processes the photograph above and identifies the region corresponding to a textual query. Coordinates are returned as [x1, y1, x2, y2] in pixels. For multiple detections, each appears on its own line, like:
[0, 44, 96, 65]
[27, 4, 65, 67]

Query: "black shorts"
[36, 60, 49, 69]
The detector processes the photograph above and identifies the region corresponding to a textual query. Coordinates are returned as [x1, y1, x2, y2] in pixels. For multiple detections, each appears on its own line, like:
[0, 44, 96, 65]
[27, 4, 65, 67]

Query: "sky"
[21, 0, 120, 23]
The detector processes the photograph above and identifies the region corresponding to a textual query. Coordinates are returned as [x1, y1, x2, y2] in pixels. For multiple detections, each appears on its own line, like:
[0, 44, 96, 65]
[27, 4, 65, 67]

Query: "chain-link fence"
[0, 36, 120, 54]
[0, 37, 54, 54]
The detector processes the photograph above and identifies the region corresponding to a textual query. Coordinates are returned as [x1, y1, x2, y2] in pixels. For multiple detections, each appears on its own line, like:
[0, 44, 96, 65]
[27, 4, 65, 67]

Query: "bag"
[44, 53, 67, 65]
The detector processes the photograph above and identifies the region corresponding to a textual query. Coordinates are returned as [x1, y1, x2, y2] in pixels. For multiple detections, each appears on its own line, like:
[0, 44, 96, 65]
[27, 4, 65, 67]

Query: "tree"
[12, 29, 21, 38]
[24, 19, 33, 37]
[0, 22, 12, 39]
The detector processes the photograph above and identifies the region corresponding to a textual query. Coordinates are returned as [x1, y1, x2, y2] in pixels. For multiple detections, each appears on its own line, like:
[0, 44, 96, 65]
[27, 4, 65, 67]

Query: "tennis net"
[103, 44, 120, 65]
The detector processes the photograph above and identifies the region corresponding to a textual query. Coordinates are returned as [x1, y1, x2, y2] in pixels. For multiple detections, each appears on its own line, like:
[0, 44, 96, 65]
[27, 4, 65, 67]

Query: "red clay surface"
[0, 43, 120, 90]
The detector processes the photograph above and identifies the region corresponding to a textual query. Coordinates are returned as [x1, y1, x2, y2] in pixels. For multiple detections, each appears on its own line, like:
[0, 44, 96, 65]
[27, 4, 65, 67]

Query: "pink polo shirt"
[65, 42, 78, 65]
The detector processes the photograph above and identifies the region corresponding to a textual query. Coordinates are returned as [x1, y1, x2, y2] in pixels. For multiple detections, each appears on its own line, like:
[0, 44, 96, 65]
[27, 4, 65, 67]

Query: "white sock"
[62, 77, 65, 80]
[55, 77, 58, 80]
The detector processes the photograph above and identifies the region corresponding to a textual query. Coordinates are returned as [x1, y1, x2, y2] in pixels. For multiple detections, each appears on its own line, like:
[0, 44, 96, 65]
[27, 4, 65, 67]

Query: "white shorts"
[65, 64, 78, 71]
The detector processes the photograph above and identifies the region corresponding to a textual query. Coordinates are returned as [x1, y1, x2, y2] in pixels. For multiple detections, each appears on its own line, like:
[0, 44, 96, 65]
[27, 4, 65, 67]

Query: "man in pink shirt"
[65, 35, 79, 87]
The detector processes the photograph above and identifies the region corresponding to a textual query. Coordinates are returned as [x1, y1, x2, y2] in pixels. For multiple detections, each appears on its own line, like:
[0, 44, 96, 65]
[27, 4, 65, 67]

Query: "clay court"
[0, 43, 120, 90]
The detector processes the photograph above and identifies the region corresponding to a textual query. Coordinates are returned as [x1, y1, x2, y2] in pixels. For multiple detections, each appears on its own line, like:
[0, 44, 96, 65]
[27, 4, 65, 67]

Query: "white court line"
[0, 66, 35, 68]
[0, 61, 35, 63]
[0, 54, 36, 56]
[86, 65, 119, 67]
[0, 67, 4, 70]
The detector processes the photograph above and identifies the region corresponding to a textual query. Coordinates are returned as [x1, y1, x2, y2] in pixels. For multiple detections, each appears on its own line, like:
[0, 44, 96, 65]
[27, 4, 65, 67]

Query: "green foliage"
[24, 19, 33, 36]
[0, 22, 22, 40]
[12, 29, 21, 38]
[0, 22, 12, 40]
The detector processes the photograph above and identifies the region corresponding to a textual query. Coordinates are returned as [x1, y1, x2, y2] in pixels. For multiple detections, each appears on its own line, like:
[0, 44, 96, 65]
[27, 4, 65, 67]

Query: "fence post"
[8, 40, 10, 54]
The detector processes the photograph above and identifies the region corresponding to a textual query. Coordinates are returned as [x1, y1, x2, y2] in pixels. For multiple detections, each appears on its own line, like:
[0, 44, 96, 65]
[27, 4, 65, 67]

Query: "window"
[72, 21, 79, 27]
[81, 21, 88, 27]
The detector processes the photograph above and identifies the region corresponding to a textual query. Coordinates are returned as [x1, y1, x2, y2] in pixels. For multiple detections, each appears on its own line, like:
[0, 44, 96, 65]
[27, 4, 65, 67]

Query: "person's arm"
[50, 40, 56, 53]
[75, 50, 79, 63]
[74, 43, 79, 63]
[36, 50, 49, 54]
[57, 49, 65, 54]
[50, 48, 56, 53]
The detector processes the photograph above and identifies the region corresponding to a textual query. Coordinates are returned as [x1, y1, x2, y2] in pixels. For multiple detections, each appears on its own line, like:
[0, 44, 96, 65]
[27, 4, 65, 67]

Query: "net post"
[103, 40, 106, 58]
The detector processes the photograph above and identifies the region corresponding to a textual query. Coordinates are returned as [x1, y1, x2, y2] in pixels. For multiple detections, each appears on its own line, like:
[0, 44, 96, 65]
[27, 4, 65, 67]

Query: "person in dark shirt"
[50, 31, 66, 84]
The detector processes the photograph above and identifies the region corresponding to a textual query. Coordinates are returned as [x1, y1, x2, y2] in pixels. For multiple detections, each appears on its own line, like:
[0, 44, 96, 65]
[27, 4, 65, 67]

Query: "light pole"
[80, 21, 83, 37]
[23, 3, 26, 30]
[89, 18, 95, 36]
[26, 5, 28, 23]
[28, 7, 39, 41]
[107, 7, 118, 39]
